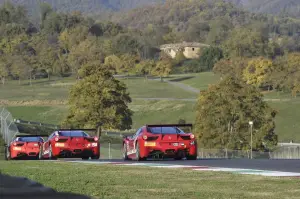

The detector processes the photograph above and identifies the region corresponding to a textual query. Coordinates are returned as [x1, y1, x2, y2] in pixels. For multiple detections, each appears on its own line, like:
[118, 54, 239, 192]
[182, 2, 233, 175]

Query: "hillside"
[227, 0, 300, 18]
[0, 0, 165, 19]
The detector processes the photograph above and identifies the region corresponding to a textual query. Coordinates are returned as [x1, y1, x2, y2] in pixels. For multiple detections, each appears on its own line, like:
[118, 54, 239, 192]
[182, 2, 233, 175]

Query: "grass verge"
[1, 161, 299, 199]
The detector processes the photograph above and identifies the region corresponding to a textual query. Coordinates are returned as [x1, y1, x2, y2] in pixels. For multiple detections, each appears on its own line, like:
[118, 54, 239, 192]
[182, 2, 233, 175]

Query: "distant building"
[159, 42, 210, 59]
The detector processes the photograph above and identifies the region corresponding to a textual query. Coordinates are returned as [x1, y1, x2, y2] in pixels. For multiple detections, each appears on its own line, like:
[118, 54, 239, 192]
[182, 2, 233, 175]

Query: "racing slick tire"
[4, 146, 11, 161]
[122, 143, 130, 160]
[91, 154, 100, 160]
[49, 144, 57, 160]
[82, 156, 89, 160]
[186, 155, 197, 160]
[135, 142, 146, 161]
[38, 145, 44, 160]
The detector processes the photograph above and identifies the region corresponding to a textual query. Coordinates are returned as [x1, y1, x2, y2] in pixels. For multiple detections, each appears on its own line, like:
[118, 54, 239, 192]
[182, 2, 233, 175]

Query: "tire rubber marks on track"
[67, 161, 300, 177]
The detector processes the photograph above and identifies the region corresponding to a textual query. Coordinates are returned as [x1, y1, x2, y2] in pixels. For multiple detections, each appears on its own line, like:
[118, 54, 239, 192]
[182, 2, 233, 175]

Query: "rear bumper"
[52, 147, 99, 158]
[11, 150, 39, 159]
[141, 142, 197, 158]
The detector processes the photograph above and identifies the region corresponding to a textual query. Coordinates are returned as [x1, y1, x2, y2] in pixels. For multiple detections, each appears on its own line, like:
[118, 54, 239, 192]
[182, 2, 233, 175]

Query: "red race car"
[122, 124, 198, 161]
[5, 135, 46, 160]
[40, 129, 100, 160]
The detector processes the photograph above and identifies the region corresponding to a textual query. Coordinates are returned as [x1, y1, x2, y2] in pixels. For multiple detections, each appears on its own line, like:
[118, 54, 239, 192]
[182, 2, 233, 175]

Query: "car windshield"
[148, 127, 185, 134]
[16, 137, 43, 142]
[57, 131, 89, 137]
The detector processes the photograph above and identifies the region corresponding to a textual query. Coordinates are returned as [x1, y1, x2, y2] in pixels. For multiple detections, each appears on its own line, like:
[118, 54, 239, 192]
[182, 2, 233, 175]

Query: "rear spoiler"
[146, 124, 193, 128]
[15, 134, 49, 137]
[57, 129, 96, 131]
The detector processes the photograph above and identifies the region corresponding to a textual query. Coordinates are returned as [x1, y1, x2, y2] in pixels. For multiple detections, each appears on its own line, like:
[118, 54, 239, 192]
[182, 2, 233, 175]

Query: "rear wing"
[146, 124, 193, 133]
[15, 134, 49, 138]
[146, 124, 193, 129]
[57, 129, 96, 131]
[55, 129, 98, 137]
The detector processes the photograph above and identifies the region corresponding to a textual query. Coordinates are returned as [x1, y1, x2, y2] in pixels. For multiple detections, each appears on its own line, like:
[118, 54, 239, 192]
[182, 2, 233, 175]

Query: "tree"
[62, 63, 132, 130]
[194, 77, 277, 151]
[151, 60, 172, 82]
[0, 57, 9, 85]
[268, 53, 300, 97]
[242, 57, 273, 88]
[213, 57, 249, 79]
[198, 46, 223, 71]
[222, 27, 268, 58]
[135, 59, 156, 80]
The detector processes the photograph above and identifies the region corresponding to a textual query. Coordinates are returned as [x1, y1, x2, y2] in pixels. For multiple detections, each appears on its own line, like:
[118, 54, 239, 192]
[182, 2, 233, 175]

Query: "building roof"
[160, 42, 210, 49]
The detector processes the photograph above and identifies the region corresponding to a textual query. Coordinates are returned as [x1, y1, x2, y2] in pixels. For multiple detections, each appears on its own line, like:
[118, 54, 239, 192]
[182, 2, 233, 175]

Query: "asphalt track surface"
[61, 158, 300, 173]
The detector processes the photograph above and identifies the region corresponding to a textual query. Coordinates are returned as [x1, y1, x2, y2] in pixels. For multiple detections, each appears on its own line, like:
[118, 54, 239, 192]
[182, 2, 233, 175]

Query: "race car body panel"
[6, 135, 45, 160]
[123, 124, 198, 160]
[41, 130, 100, 160]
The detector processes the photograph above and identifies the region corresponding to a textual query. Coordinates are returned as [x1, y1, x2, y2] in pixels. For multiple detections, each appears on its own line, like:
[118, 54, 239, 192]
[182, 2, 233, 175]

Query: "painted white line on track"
[64, 160, 300, 177]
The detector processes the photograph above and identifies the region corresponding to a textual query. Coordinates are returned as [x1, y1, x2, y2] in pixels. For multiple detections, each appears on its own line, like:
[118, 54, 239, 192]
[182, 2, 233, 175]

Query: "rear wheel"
[186, 155, 197, 160]
[91, 155, 99, 160]
[5, 146, 11, 161]
[49, 144, 57, 160]
[123, 143, 129, 160]
[135, 142, 146, 161]
[38, 145, 43, 160]
[82, 156, 89, 160]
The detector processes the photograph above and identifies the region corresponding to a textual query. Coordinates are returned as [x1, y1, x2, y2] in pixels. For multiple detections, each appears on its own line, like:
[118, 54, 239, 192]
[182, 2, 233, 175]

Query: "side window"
[47, 133, 54, 141]
[133, 128, 142, 138]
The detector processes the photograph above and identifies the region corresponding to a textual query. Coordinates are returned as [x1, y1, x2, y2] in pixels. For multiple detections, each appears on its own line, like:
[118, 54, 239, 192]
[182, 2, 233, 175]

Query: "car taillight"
[143, 135, 147, 140]
[54, 137, 59, 142]
[190, 134, 195, 139]
[94, 137, 99, 141]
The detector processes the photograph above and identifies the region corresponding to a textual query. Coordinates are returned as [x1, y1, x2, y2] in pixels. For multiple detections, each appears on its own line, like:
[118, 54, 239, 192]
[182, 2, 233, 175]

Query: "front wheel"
[186, 155, 197, 160]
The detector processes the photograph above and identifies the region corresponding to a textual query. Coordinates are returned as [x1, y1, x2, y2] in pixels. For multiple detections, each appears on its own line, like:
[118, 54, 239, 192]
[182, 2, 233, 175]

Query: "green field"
[1, 161, 299, 199]
[168, 72, 221, 90]
[6, 100, 196, 129]
[2, 72, 300, 142]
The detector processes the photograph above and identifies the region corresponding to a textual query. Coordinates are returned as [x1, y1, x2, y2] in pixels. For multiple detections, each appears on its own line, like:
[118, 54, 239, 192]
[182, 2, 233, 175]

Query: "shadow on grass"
[168, 76, 196, 82]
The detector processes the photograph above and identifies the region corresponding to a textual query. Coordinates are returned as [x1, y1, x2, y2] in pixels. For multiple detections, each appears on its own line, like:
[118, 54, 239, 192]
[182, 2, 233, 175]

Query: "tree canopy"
[194, 77, 278, 151]
[62, 62, 133, 130]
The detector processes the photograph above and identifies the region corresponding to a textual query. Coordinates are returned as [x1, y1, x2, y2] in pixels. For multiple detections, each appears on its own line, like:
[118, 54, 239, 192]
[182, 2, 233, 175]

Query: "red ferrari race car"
[40, 129, 100, 160]
[122, 124, 198, 161]
[5, 135, 46, 160]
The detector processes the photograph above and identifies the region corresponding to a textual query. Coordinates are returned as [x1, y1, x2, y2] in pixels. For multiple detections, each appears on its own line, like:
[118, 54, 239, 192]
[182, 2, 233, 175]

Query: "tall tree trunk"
[160, 76, 163, 82]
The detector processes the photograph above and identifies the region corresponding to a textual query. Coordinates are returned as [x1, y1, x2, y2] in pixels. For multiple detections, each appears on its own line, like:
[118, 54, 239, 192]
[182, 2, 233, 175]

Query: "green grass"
[168, 72, 221, 90]
[130, 100, 196, 128]
[119, 78, 197, 98]
[268, 99, 300, 142]
[7, 106, 68, 125]
[0, 76, 197, 101]
[1, 161, 299, 199]
[6, 99, 196, 129]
